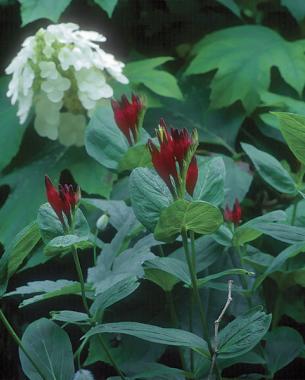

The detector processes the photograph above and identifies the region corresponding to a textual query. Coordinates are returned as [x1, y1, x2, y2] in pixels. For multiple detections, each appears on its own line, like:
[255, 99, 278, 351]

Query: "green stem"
[189, 294, 194, 373]
[0, 309, 47, 380]
[72, 248, 90, 316]
[290, 202, 298, 226]
[190, 231, 197, 274]
[93, 229, 98, 266]
[72, 247, 126, 380]
[158, 246, 188, 377]
[181, 229, 222, 380]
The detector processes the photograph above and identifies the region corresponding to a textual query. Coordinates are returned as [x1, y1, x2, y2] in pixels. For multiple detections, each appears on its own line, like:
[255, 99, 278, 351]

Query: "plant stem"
[72, 247, 126, 380]
[158, 246, 188, 377]
[93, 229, 98, 266]
[0, 309, 47, 380]
[181, 228, 222, 380]
[72, 248, 90, 316]
[290, 202, 298, 226]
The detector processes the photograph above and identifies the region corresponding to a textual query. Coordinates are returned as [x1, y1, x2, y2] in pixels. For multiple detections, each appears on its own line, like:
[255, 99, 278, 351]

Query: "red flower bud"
[111, 94, 143, 145]
[45, 175, 80, 226]
[148, 119, 198, 197]
[186, 157, 198, 196]
[224, 199, 242, 225]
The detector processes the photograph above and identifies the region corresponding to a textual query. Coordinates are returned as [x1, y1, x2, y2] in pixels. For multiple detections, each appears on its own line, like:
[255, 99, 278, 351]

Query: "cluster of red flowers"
[111, 94, 143, 146]
[45, 176, 80, 227]
[148, 119, 198, 197]
[224, 199, 242, 225]
[45, 93, 243, 229]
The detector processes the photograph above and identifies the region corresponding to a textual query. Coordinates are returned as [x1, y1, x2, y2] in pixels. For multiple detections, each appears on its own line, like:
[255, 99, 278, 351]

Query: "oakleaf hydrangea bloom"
[6, 23, 128, 146]
[73, 369, 95, 380]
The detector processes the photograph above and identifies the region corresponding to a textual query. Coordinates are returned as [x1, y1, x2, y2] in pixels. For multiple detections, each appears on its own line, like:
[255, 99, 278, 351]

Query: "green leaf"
[197, 269, 253, 288]
[193, 157, 225, 206]
[85, 103, 129, 170]
[241, 143, 296, 195]
[130, 167, 173, 232]
[125, 58, 183, 100]
[223, 156, 253, 207]
[218, 307, 271, 359]
[233, 210, 287, 245]
[37, 203, 89, 243]
[19, 0, 72, 25]
[281, 0, 305, 22]
[254, 241, 305, 289]
[154, 200, 223, 242]
[84, 322, 210, 358]
[118, 144, 152, 172]
[0, 77, 29, 171]
[64, 148, 116, 198]
[5, 279, 83, 307]
[90, 276, 140, 315]
[44, 235, 92, 256]
[20, 318, 74, 380]
[185, 26, 305, 113]
[144, 256, 191, 290]
[94, 0, 118, 17]
[51, 310, 89, 324]
[264, 326, 304, 376]
[273, 112, 305, 166]
[7, 221, 40, 277]
[88, 234, 155, 295]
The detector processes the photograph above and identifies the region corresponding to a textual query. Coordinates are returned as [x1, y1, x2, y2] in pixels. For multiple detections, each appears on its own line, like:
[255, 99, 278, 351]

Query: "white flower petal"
[58, 112, 87, 146]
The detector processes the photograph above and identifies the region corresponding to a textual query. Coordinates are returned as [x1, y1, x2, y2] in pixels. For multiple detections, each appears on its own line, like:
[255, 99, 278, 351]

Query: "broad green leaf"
[94, 0, 118, 17]
[85, 103, 129, 170]
[144, 256, 191, 289]
[20, 318, 74, 380]
[223, 156, 253, 207]
[154, 200, 223, 242]
[88, 234, 155, 295]
[264, 327, 304, 376]
[185, 26, 305, 113]
[212, 225, 233, 247]
[0, 77, 29, 171]
[193, 157, 225, 206]
[90, 276, 140, 315]
[118, 144, 151, 172]
[121, 362, 190, 380]
[254, 241, 305, 289]
[241, 143, 296, 195]
[84, 322, 210, 358]
[51, 310, 89, 324]
[197, 269, 253, 288]
[273, 112, 305, 166]
[144, 268, 179, 292]
[44, 235, 92, 256]
[129, 167, 173, 232]
[7, 221, 40, 277]
[125, 58, 183, 100]
[218, 307, 271, 359]
[63, 148, 116, 198]
[281, 0, 305, 22]
[19, 0, 72, 25]
[233, 210, 287, 245]
[5, 279, 83, 307]
[37, 203, 89, 243]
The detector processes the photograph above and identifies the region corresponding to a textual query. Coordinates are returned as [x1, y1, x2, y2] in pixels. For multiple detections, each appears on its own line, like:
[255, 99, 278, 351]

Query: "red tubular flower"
[224, 199, 242, 225]
[186, 157, 198, 196]
[148, 119, 198, 197]
[111, 94, 143, 145]
[45, 176, 80, 226]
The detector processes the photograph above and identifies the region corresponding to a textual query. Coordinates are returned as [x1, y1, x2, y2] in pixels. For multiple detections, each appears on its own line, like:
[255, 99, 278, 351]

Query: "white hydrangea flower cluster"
[73, 369, 95, 380]
[6, 23, 129, 146]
